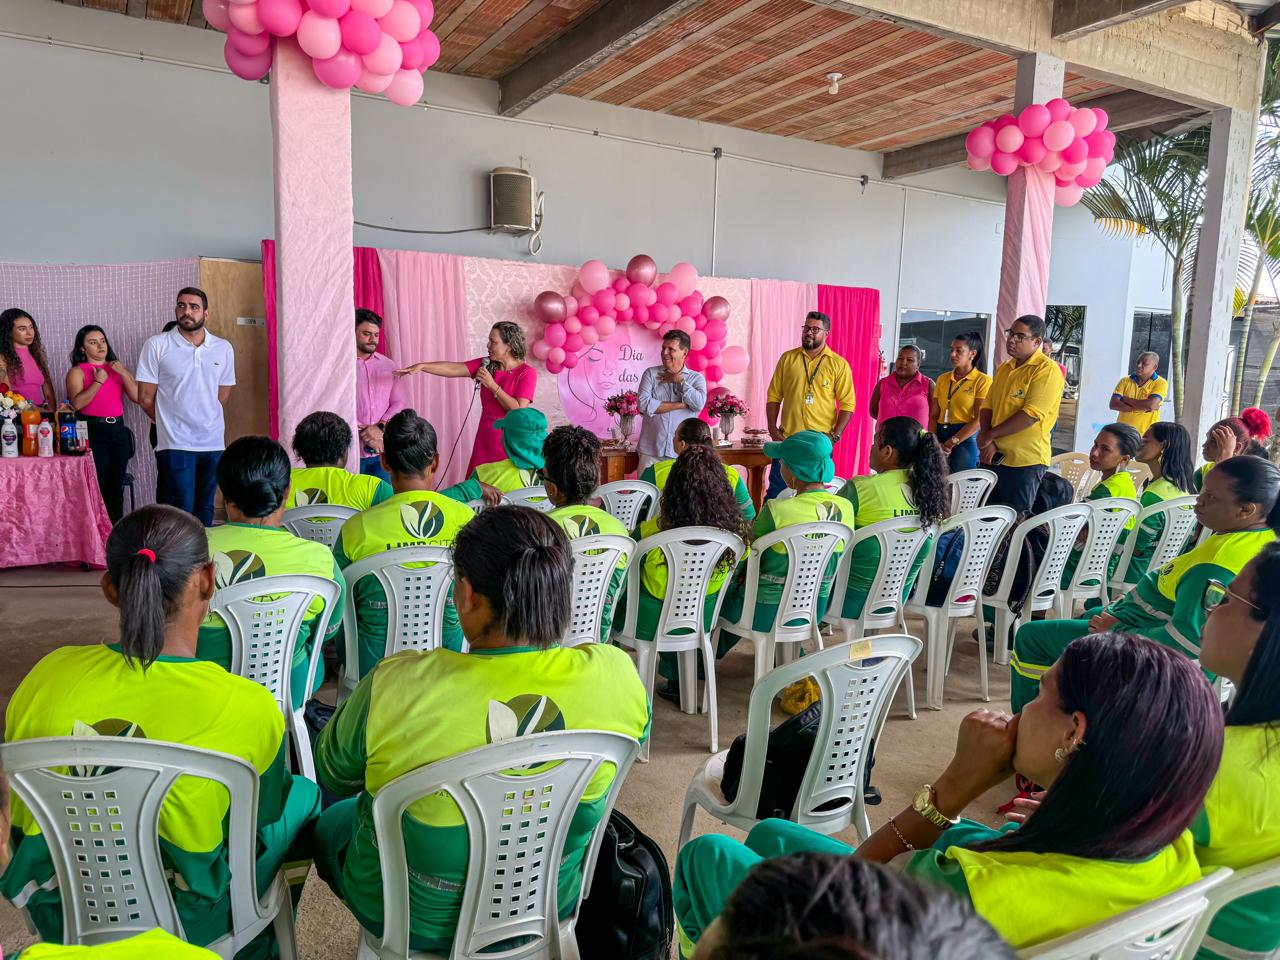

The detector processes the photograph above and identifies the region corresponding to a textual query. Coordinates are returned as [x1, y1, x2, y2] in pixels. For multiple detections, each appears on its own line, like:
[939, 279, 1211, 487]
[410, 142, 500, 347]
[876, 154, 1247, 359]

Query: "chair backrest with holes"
[1111, 497, 1198, 590]
[368, 731, 640, 960]
[946, 469, 997, 515]
[281, 504, 358, 548]
[917, 506, 1016, 613]
[210, 574, 339, 712]
[832, 517, 929, 629]
[619, 527, 746, 641]
[1069, 497, 1141, 595]
[993, 504, 1091, 609]
[565, 535, 633, 647]
[505, 486, 554, 513]
[744, 523, 853, 639]
[594, 481, 659, 530]
[1186, 856, 1280, 960]
[341, 546, 457, 666]
[0, 737, 269, 949]
[1051, 452, 1091, 488]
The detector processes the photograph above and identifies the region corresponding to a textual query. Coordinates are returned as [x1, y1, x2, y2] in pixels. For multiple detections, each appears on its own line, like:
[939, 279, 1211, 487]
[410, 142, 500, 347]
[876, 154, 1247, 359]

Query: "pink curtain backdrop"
[377, 249, 475, 488]
[994, 166, 1055, 366]
[747, 280, 819, 431]
[818, 285, 881, 479]
[0, 257, 200, 508]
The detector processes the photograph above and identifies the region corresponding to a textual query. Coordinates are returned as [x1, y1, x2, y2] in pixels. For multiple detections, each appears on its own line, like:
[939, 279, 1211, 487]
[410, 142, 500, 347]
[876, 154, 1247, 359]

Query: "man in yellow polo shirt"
[1110, 351, 1165, 435]
[764, 311, 855, 501]
[978, 314, 1065, 513]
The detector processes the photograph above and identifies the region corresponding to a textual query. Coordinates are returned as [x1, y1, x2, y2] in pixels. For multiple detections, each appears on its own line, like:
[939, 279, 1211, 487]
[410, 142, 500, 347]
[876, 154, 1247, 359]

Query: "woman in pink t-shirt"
[396, 321, 538, 472]
[0, 308, 56, 411]
[66, 325, 140, 523]
[869, 344, 934, 429]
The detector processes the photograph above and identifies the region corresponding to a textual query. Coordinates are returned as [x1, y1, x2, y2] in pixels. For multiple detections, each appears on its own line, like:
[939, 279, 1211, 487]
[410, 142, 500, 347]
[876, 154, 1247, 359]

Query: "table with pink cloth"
[1, 454, 114, 569]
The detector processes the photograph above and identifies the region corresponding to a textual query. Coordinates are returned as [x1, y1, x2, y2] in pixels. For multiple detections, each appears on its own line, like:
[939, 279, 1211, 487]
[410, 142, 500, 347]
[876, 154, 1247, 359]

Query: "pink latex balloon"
[1054, 174, 1076, 188]
[1083, 156, 1106, 181]
[967, 154, 991, 172]
[995, 125, 1024, 154]
[614, 293, 630, 312]
[1017, 137, 1046, 166]
[1037, 151, 1063, 174]
[407, 0, 433, 22]
[258, 0, 303, 34]
[224, 38, 272, 79]
[579, 326, 599, 347]
[379, 0, 420, 42]
[720, 345, 749, 375]
[655, 282, 679, 307]
[668, 262, 698, 299]
[398, 37, 425, 70]
[1084, 130, 1108, 159]
[579, 260, 609, 294]
[546, 360, 563, 375]
[993, 114, 1018, 130]
[339, 9, 381, 54]
[307, 0, 351, 15]
[658, 321, 675, 337]
[675, 316, 697, 335]
[645, 321, 662, 331]
[355, 67, 393, 92]
[385, 66, 424, 103]
[350, 0, 393, 14]
[1056, 184, 1084, 207]
[228, 25, 271, 56]
[228, 2, 265, 33]
[702, 296, 730, 323]
[693, 313, 707, 330]
[531, 339, 551, 361]
[547, 346, 566, 366]
[203, 0, 232, 30]
[563, 295, 578, 318]
[1068, 107, 1097, 139]
[563, 316, 582, 335]
[705, 364, 723, 384]
[612, 277, 630, 294]
[313, 48, 362, 88]
[703, 318, 727, 341]
[1046, 98, 1072, 122]
[1075, 172, 1103, 189]
[543, 323, 567, 349]
[626, 254, 658, 286]
[687, 352, 708, 372]
[560, 351, 580, 369]
[1042, 120, 1074, 153]
[571, 282, 588, 301]
[595, 316, 616, 337]
[617, 308, 634, 324]
[702, 340, 722, 359]
[1092, 108, 1110, 131]
[297, 10, 342, 59]
[965, 124, 996, 160]
[1060, 137, 1088, 166]
[990, 151, 1018, 177]
[632, 305, 649, 325]
[1018, 103, 1051, 138]
[563, 332, 585, 353]
[534, 290, 566, 323]
[416, 28, 439, 70]
[626, 281, 648, 304]
[578, 305, 599, 327]
[690, 330, 708, 351]
[592, 288, 616, 314]
[1058, 159, 1087, 180]
[363, 31, 402, 73]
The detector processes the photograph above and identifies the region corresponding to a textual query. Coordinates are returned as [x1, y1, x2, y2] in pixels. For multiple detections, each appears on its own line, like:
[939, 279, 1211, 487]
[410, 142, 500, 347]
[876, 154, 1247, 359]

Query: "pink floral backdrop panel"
[0, 258, 201, 509]
[747, 280, 819, 431]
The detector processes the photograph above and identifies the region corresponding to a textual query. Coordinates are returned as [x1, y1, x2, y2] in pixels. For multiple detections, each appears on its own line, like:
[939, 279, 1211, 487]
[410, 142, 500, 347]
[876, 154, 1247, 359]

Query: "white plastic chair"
[506, 486, 554, 513]
[209, 574, 339, 781]
[564, 534, 634, 647]
[611, 527, 747, 760]
[339, 546, 458, 702]
[822, 516, 931, 720]
[594, 480, 659, 529]
[0, 736, 298, 959]
[1050, 452, 1099, 501]
[355, 730, 640, 960]
[678, 636, 920, 852]
[281, 504, 358, 548]
[1052, 497, 1141, 619]
[711, 521, 853, 682]
[946, 468, 997, 514]
[987, 503, 1091, 666]
[1186, 856, 1280, 960]
[906, 506, 1016, 710]
[1126, 461, 1153, 489]
[1109, 497, 1198, 597]
[1017, 870, 1230, 959]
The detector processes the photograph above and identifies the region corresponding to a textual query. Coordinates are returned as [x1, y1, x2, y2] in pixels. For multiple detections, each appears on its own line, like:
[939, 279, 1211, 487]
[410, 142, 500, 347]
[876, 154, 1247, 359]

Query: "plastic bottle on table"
[1, 417, 17, 458]
[37, 417, 54, 457]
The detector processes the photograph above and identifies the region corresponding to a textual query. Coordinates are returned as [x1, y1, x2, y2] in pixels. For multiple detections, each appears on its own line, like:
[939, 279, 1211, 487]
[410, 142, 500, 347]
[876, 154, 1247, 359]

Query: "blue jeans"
[156, 450, 221, 526]
[765, 459, 789, 502]
[360, 453, 390, 483]
[936, 423, 979, 472]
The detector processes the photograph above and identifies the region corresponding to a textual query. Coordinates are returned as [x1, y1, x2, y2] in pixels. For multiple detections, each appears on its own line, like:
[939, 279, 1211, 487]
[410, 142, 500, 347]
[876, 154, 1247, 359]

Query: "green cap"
[494, 407, 549, 470]
[762, 430, 835, 484]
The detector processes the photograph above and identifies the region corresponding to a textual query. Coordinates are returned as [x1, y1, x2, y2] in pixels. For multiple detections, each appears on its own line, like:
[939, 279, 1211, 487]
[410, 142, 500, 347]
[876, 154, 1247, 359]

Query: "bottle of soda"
[58, 407, 80, 456]
[1, 417, 18, 458]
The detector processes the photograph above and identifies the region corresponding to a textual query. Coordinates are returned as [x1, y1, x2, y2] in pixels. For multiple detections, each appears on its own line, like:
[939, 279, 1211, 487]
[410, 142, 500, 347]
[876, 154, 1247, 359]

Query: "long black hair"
[216, 436, 291, 518]
[676, 417, 713, 447]
[660, 444, 751, 543]
[105, 505, 211, 669]
[0, 308, 52, 387]
[1227, 542, 1280, 729]
[877, 416, 949, 527]
[952, 331, 985, 374]
[69, 325, 119, 366]
[976, 632, 1222, 861]
[1147, 422, 1196, 495]
[383, 409, 438, 477]
[1213, 455, 1280, 533]
[452, 506, 572, 648]
[541, 425, 601, 505]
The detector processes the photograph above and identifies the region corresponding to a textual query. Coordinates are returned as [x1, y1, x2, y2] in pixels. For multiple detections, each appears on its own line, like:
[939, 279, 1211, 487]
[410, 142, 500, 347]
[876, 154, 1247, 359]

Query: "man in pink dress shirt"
[355, 309, 407, 482]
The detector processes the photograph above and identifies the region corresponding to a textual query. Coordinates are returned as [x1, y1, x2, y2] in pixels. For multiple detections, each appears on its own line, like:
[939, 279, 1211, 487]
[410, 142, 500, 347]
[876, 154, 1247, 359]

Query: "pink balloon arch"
[964, 98, 1116, 207]
[204, 0, 440, 105]
[530, 256, 751, 393]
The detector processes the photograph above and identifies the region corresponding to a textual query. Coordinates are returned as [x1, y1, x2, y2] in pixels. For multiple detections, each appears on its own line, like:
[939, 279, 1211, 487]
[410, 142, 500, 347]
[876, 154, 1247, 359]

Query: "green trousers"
[1009, 618, 1090, 712]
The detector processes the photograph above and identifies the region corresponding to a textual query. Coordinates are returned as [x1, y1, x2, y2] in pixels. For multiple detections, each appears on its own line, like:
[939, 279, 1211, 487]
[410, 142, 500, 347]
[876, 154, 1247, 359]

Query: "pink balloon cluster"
[529, 255, 751, 388]
[203, 0, 440, 105]
[964, 98, 1117, 207]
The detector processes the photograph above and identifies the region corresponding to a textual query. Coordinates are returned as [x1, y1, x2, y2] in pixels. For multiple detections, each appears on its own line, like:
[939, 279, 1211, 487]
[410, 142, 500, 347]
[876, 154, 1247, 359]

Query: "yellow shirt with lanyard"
[766, 346, 856, 437]
[934, 368, 992, 426]
[987, 350, 1065, 467]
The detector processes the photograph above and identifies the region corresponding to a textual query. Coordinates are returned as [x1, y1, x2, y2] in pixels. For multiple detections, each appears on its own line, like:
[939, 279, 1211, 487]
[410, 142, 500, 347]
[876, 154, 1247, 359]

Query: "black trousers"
[86, 419, 133, 524]
[991, 463, 1047, 515]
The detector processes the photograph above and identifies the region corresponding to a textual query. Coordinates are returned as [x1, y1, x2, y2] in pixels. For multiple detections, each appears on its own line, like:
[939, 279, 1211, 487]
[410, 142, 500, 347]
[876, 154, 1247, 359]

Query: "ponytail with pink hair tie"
[1241, 407, 1272, 441]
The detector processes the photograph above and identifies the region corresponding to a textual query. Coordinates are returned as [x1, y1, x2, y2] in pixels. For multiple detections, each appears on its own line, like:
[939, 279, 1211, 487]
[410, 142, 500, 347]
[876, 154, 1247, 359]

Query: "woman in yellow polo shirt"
[673, 631, 1222, 957]
[929, 331, 990, 473]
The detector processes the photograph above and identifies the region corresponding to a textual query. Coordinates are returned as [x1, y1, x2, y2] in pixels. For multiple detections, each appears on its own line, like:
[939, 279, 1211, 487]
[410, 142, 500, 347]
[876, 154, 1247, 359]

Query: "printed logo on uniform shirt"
[560, 514, 602, 539]
[294, 488, 329, 506]
[486, 695, 567, 771]
[517, 467, 540, 487]
[214, 549, 266, 588]
[400, 501, 445, 540]
[70, 718, 147, 778]
[1014, 388, 1026, 398]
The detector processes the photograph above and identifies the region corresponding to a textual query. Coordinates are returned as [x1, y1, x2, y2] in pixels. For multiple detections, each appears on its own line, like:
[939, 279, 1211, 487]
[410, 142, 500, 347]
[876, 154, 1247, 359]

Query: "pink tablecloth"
[1, 454, 114, 569]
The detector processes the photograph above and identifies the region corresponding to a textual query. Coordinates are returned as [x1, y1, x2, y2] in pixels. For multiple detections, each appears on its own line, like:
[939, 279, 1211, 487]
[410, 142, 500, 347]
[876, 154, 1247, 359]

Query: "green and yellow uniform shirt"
[1191, 724, 1280, 959]
[17, 929, 218, 958]
[641, 459, 756, 521]
[933, 368, 992, 426]
[835, 470, 932, 619]
[1112, 373, 1166, 436]
[906, 820, 1202, 950]
[285, 465, 393, 511]
[333, 491, 475, 678]
[440, 459, 543, 505]
[200, 523, 345, 709]
[766, 346, 855, 438]
[1, 645, 320, 949]
[1195, 462, 1215, 493]
[987, 350, 1065, 467]
[548, 503, 630, 642]
[1125, 478, 1193, 584]
[314, 644, 651, 952]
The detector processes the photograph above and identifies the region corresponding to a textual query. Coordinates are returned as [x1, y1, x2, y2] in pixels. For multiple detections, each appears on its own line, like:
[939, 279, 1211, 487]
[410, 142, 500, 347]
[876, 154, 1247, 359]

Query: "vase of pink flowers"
[707, 392, 748, 444]
[604, 391, 641, 445]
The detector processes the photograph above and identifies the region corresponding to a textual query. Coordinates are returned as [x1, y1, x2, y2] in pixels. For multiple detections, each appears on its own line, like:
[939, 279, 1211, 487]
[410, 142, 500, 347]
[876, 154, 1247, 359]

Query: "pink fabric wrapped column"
[747, 280, 818, 430]
[270, 38, 356, 467]
[994, 165, 1056, 366]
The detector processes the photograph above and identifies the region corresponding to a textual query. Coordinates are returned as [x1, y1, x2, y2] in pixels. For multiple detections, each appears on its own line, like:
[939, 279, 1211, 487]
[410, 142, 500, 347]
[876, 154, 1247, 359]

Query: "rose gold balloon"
[702, 296, 730, 323]
[626, 254, 657, 286]
[533, 290, 566, 323]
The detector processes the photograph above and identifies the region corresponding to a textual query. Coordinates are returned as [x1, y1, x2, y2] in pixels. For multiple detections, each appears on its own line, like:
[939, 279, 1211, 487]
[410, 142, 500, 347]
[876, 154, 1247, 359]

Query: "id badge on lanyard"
[803, 355, 823, 407]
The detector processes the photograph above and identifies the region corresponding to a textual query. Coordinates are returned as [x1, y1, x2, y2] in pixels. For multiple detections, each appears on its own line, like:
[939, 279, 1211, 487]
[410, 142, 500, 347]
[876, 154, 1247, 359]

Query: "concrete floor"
[0, 565, 1011, 958]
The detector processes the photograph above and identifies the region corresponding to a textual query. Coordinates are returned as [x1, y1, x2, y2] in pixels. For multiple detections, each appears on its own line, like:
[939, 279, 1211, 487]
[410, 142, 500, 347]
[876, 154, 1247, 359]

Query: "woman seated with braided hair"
[674, 632, 1223, 956]
[639, 418, 756, 520]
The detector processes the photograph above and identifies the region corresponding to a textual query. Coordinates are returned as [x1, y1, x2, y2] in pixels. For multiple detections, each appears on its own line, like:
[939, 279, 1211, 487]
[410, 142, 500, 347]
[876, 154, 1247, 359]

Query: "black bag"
[720, 702, 823, 820]
[576, 810, 673, 960]
[925, 528, 966, 606]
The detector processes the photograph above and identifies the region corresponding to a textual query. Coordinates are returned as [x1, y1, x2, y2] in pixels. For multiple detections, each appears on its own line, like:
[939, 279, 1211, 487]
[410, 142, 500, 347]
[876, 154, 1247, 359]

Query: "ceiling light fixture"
[826, 72, 843, 95]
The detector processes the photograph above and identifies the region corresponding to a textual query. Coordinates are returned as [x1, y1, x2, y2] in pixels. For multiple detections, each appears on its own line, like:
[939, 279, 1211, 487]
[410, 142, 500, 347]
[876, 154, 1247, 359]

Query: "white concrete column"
[994, 53, 1065, 366]
[1182, 107, 1256, 446]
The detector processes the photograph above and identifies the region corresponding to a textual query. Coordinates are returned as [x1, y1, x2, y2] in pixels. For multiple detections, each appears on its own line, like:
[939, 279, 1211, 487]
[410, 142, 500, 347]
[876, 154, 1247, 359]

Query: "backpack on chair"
[576, 810, 673, 960]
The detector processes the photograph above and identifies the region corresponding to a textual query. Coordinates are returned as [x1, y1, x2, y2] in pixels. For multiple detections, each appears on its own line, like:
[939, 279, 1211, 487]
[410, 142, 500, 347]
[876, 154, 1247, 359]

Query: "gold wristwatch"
[912, 784, 960, 829]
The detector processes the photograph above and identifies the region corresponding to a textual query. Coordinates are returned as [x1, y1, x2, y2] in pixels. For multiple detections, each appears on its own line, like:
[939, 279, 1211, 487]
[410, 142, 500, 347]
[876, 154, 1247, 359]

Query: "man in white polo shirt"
[136, 287, 235, 525]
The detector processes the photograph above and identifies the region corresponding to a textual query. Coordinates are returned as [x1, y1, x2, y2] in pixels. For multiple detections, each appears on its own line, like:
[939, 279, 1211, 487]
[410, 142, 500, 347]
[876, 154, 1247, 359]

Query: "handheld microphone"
[474, 357, 500, 391]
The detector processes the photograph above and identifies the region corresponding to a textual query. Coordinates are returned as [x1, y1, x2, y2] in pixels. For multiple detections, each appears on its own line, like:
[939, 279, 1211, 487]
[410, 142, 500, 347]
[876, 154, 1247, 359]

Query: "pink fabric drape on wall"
[376, 248, 475, 489]
[994, 166, 1055, 366]
[819, 285, 881, 479]
[747, 280, 818, 431]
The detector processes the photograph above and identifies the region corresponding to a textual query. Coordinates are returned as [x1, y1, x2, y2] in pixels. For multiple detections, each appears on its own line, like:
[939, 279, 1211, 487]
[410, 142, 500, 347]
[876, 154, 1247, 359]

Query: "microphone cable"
[435, 361, 496, 490]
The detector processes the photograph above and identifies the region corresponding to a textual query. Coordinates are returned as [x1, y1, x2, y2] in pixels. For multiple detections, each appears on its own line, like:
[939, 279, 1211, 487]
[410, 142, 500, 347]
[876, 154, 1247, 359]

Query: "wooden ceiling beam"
[1252, 2, 1280, 35]
[1051, 0, 1191, 41]
[450, 0, 554, 73]
[497, 0, 705, 116]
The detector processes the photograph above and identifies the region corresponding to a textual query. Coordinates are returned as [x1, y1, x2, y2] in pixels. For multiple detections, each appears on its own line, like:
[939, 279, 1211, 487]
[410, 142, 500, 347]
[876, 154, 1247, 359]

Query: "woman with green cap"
[440, 406, 549, 505]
